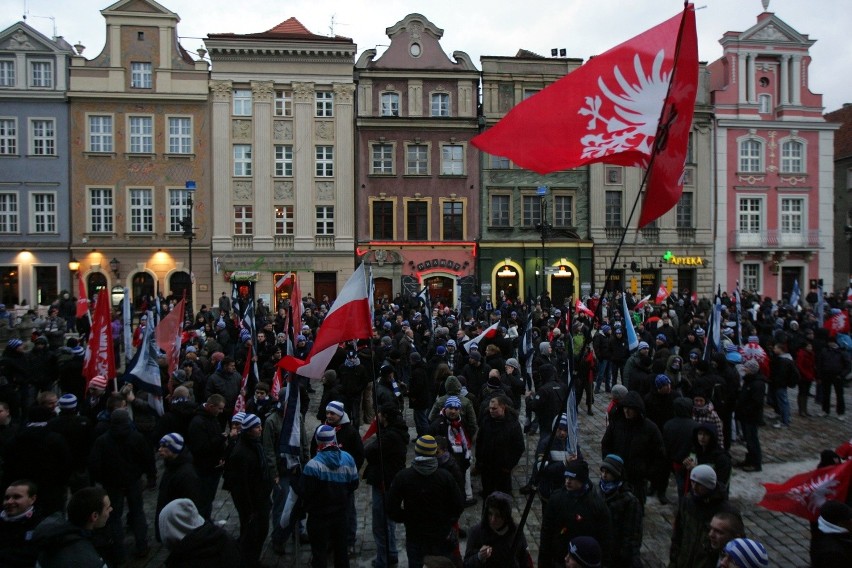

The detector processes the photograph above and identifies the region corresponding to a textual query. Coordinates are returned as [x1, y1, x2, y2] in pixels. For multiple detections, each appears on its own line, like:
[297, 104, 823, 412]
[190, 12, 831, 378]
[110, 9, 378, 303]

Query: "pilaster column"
[333, 83, 356, 250]
[746, 52, 756, 104]
[791, 55, 802, 105]
[737, 53, 747, 104]
[252, 81, 274, 249]
[780, 54, 790, 105]
[210, 80, 233, 249]
[292, 82, 315, 250]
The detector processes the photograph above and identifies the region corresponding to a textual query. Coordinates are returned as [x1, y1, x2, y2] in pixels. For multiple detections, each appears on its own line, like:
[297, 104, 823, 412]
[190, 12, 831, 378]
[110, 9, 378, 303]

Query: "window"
[440, 144, 464, 175]
[34, 266, 58, 306]
[676, 192, 693, 228]
[275, 205, 294, 235]
[130, 62, 152, 89]
[758, 94, 771, 114]
[31, 193, 56, 233]
[406, 201, 428, 240]
[274, 145, 293, 177]
[30, 61, 52, 87]
[234, 205, 253, 235]
[372, 200, 394, 240]
[554, 194, 573, 227]
[129, 188, 153, 232]
[89, 188, 113, 233]
[30, 119, 55, 155]
[605, 191, 622, 227]
[686, 132, 695, 164]
[780, 197, 804, 234]
[274, 90, 292, 116]
[431, 93, 449, 117]
[88, 115, 113, 152]
[442, 200, 464, 240]
[316, 206, 334, 235]
[316, 92, 334, 117]
[0, 119, 16, 155]
[522, 195, 541, 227]
[738, 197, 762, 234]
[489, 154, 510, 169]
[490, 194, 510, 227]
[372, 144, 393, 174]
[742, 263, 760, 293]
[0, 60, 14, 86]
[781, 140, 804, 173]
[380, 93, 400, 117]
[233, 145, 252, 176]
[315, 146, 334, 177]
[168, 189, 190, 233]
[739, 139, 762, 172]
[128, 116, 153, 153]
[168, 117, 192, 154]
[0, 193, 18, 233]
[406, 144, 428, 175]
[233, 89, 252, 116]
[523, 89, 540, 100]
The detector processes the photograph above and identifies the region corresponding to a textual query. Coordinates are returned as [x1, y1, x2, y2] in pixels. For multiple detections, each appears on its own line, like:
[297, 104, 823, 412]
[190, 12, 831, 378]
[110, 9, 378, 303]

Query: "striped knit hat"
[7, 339, 23, 349]
[315, 424, 337, 446]
[231, 411, 246, 424]
[58, 394, 78, 410]
[159, 433, 185, 454]
[443, 396, 462, 409]
[415, 435, 438, 456]
[325, 401, 345, 417]
[241, 414, 261, 431]
[723, 538, 769, 568]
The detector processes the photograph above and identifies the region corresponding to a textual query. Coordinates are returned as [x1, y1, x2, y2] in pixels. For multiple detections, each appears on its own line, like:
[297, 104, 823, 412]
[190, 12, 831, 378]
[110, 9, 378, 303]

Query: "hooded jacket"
[32, 515, 106, 568]
[429, 376, 478, 438]
[691, 423, 731, 489]
[296, 446, 359, 517]
[387, 456, 463, 541]
[601, 391, 665, 482]
[163, 522, 240, 568]
[670, 483, 737, 568]
[662, 397, 699, 462]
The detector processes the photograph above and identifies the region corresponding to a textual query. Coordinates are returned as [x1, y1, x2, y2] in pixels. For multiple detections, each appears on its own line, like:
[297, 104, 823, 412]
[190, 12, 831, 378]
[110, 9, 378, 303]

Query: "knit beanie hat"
[436, 345, 447, 355]
[506, 358, 521, 372]
[415, 435, 438, 456]
[690, 464, 717, 489]
[655, 374, 671, 389]
[159, 433, 185, 454]
[240, 329, 251, 343]
[564, 459, 590, 483]
[486, 374, 502, 389]
[722, 538, 769, 568]
[743, 359, 760, 374]
[231, 411, 246, 424]
[241, 414, 261, 431]
[557, 413, 569, 430]
[600, 454, 625, 479]
[158, 498, 205, 549]
[567, 536, 602, 568]
[611, 384, 628, 401]
[444, 396, 462, 409]
[7, 339, 22, 349]
[110, 409, 131, 426]
[638, 341, 650, 350]
[326, 401, 345, 417]
[58, 394, 78, 410]
[315, 424, 337, 446]
[89, 375, 108, 390]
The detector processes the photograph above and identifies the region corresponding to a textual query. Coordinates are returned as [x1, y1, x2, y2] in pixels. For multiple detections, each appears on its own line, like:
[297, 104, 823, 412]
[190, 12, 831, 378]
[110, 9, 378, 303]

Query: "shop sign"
[417, 258, 462, 271]
[662, 251, 704, 266]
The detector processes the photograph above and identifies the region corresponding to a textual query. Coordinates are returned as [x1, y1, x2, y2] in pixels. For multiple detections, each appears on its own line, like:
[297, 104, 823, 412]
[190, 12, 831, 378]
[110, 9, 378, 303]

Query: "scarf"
[412, 456, 438, 475]
[446, 415, 470, 457]
[0, 506, 34, 522]
[599, 479, 623, 495]
[818, 516, 850, 534]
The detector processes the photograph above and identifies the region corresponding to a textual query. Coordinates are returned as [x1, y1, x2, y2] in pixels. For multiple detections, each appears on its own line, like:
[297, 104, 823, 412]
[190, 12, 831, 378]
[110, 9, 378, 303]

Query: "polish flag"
[154, 298, 185, 377]
[462, 322, 500, 354]
[634, 295, 652, 310]
[76, 271, 89, 319]
[270, 367, 283, 401]
[279, 263, 372, 379]
[575, 299, 595, 318]
[83, 288, 116, 385]
[758, 460, 852, 522]
[655, 285, 669, 305]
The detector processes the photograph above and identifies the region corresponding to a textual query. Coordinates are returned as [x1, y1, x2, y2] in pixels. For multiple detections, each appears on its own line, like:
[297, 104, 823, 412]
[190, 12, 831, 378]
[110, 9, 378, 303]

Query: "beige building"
[68, 0, 211, 314]
[205, 18, 357, 307]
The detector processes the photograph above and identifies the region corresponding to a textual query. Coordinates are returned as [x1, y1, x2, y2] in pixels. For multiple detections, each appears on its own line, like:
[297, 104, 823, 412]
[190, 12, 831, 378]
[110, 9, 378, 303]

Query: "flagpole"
[595, 4, 694, 325]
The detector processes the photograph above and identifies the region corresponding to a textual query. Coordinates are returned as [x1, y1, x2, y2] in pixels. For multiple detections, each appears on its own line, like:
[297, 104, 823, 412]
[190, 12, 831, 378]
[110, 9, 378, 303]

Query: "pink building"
[710, 7, 837, 299]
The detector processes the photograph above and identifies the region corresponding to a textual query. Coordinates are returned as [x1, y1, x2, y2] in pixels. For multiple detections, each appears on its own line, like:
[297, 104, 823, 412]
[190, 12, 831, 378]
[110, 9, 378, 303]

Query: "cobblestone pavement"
[128, 384, 851, 568]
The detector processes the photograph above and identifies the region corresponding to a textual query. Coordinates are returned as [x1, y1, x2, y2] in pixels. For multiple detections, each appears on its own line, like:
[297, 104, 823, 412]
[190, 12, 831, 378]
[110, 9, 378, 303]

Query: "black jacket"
[736, 373, 767, 424]
[89, 420, 155, 489]
[387, 460, 464, 541]
[363, 416, 410, 490]
[186, 407, 226, 474]
[163, 522, 241, 568]
[156, 451, 202, 538]
[32, 515, 106, 568]
[225, 434, 272, 510]
[475, 410, 524, 473]
[601, 392, 665, 482]
[539, 484, 612, 568]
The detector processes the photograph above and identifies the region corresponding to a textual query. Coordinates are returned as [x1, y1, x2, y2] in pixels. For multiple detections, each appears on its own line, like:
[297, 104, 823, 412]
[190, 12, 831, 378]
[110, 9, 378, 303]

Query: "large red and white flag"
[154, 298, 185, 377]
[462, 322, 500, 354]
[76, 271, 89, 319]
[472, 5, 698, 227]
[83, 288, 116, 386]
[279, 263, 372, 379]
[270, 367, 283, 401]
[575, 299, 595, 318]
[655, 285, 669, 305]
[758, 460, 852, 522]
[824, 310, 850, 338]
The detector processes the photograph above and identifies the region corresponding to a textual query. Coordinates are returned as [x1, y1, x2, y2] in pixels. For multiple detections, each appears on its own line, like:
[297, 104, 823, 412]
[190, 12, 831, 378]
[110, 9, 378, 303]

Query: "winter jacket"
[32, 515, 107, 568]
[162, 522, 241, 568]
[539, 484, 612, 568]
[601, 391, 665, 483]
[663, 398, 700, 463]
[363, 415, 410, 490]
[309, 415, 364, 470]
[88, 419, 156, 489]
[156, 451, 202, 539]
[475, 409, 524, 473]
[204, 369, 241, 409]
[0, 505, 44, 567]
[387, 458, 463, 542]
[597, 483, 643, 567]
[407, 361, 433, 410]
[430, 375, 478, 438]
[526, 377, 568, 435]
[185, 407, 226, 475]
[736, 373, 767, 425]
[644, 389, 677, 432]
[224, 434, 272, 510]
[669, 484, 737, 568]
[296, 447, 359, 517]
[463, 520, 529, 568]
[810, 527, 852, 568]
[691, 423, 732, 489]
[155, 399, 199, 441]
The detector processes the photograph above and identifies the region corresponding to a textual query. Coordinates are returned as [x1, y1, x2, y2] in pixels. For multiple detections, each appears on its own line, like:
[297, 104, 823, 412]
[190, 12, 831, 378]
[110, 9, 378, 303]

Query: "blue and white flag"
[565, 380, 578, 456]
[704, 290, 722, 361]
[817, 283, 825, 326]
[417, 285, 433, 335]
[790, 279, 801, 308]
[520, 309, 534, 382]
[621, 291, 639, 351]
[277, 375, 302, 469]
[124, 310, 164, 415]
[734, 281, 743, 346]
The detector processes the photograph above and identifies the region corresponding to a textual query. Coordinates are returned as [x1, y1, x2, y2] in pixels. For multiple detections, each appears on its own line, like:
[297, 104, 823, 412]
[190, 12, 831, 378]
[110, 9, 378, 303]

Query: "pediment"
[102, 0, 177, 17]
[739, 15, 814, 46]
[0, 22, 64, 53]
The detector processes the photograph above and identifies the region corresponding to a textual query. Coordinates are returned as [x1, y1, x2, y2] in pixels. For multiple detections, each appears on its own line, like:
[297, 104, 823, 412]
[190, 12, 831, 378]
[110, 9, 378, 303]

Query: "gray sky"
[8, 0, 850, 112]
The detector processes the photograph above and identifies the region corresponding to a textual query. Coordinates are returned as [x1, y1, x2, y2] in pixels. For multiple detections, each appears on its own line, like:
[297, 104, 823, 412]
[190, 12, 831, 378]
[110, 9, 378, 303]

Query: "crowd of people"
[0, 285, 851, 567]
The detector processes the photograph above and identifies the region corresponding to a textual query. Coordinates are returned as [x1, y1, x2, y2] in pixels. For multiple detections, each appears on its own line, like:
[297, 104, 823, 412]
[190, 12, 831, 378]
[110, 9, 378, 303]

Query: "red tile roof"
[265, 18, 313, 36]
[826, 104, 852, 160]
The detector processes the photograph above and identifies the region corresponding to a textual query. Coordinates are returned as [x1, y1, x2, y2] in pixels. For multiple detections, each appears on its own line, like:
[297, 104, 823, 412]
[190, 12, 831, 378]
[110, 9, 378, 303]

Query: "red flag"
[472, 6, 698, 227]
[83, 288, 116, 386]
[154, 298, 185, 377]
[76, 271, 89, 319]
[280, 264, 371, 378]
[836, 438, 852, 460]
[655, 285, 669, 305]
[361, 417, 378, 442]
[270, 367, 282, 401]
[825, 311, 850, 337]
[462, 322, 499, 353]
[291, 274, 302, 340]
[575, 299, 595, 318]
[233, 343, 253, 416]
[758, 460, 852, 522]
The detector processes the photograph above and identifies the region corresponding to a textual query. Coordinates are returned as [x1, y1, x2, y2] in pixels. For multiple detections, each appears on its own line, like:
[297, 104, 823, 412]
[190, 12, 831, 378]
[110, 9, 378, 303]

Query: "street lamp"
[535, 186, 550, 300]
[182, 180, 197, 316]
[68, 257, 80, 273]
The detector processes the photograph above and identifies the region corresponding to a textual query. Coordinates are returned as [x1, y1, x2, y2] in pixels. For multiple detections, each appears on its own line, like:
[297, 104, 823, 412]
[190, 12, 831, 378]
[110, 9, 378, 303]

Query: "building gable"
[0, 22, 70, 54]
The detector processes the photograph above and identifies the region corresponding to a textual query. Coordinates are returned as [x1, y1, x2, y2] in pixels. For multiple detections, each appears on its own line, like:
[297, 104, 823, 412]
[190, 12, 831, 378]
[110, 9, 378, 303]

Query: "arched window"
[131, 272, 155, 311]
[86, 272, 108, 302]
[169, 271, 192, 303]
[738, 139, 763, 173]
[781, 139, 804, 173]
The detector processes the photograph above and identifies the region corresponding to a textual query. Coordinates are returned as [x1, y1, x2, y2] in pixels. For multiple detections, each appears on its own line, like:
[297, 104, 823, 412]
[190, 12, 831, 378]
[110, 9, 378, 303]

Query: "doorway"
[550, 272, 575, 307]
[781, 266, 802, 303]
[424, 275, 454, 308]
[373, 277, 393, 307]
[314, 272, 337, 303]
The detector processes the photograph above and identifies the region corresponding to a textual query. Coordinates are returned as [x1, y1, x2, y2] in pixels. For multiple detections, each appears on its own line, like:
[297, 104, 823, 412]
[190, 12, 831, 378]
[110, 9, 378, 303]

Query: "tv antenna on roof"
[23, 0, 57, 39]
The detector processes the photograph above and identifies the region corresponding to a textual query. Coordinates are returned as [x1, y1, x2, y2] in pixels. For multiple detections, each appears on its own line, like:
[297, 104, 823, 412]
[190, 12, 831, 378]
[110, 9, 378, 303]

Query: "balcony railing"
[232, 235, 253, 250]
[604, 227, 623, 241]
[315, 235, 335, 249]
[676, 227, 696, 243]
[274, 235, 294, 250]
[729, 229, 821, 250]
[640, 226, 660, 243]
